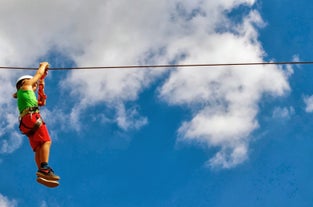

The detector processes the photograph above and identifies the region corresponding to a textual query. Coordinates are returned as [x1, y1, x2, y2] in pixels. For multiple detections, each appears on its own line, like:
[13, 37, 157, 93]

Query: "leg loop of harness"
[19, 116, 43, 136]
[27, 117, 43, 136]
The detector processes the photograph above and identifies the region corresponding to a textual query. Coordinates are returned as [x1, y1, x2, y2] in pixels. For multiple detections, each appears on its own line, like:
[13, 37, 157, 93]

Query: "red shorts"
[19, 113, 51, 151]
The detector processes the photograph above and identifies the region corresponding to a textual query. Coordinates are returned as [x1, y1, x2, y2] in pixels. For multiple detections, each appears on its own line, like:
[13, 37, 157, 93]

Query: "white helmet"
[16, 75, 33, 88]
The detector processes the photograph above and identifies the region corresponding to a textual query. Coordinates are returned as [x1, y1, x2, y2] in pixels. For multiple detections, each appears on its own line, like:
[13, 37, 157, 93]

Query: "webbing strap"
[20, 107, 40, 118]
[38, 69, 48, 106]
[38, 84, 47, 106]
[20, 117, 43, 136]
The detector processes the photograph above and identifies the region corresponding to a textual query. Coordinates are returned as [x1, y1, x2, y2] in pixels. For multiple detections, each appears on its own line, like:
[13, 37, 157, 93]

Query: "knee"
[39, 141, 51, 149]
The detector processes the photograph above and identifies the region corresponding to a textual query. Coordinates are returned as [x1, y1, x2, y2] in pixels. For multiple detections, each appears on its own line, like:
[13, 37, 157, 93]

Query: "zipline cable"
[0, 61, 313, 70]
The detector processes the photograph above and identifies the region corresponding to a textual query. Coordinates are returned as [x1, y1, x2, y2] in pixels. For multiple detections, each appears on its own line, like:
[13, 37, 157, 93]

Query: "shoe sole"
[37, 177, 59, 188]
[36, 171, 60, 181]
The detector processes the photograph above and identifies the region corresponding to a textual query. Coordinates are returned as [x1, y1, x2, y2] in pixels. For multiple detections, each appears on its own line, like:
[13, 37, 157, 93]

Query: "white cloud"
[158, 3, 290, 168]
[208, 143, 248, 169]
[0, 0, 291, 168]
[0, 132, 23, 154]
[40, 200, 48, 207]
[0, 194, 17, 207]
[0, 71, 23, 154]
[272, 106, 295, 119]
[115, 104, 148, 130]
[304, 95, 313, 113]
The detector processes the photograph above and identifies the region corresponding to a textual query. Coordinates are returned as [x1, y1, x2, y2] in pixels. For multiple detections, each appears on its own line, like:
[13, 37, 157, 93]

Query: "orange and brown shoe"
[36, 167, 60, 181]
[36, 176, 59, 188]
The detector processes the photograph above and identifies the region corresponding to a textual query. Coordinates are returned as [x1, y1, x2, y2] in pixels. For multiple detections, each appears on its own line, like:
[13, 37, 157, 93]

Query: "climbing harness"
[19, 106, 40, 118]
[19, 107, 43, 136]
[20, 116, 43, 136]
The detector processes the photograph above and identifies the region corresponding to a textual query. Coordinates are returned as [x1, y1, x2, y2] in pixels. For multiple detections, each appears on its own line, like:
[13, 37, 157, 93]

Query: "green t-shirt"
[17, 89, 38, 113]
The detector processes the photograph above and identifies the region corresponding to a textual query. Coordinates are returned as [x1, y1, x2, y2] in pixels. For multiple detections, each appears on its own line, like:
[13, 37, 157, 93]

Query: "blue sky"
[1, 0, 313, 206]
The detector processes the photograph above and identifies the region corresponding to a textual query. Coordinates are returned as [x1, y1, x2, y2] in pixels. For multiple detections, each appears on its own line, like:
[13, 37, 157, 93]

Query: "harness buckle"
[20, 107, 40, 118]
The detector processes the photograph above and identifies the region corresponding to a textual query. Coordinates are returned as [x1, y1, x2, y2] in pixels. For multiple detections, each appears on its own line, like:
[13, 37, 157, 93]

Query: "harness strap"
[19, 116, 43, 136]
[38, 68, 48, 106]
[38, 83, 47, 106]
[20, 107, 40, 118]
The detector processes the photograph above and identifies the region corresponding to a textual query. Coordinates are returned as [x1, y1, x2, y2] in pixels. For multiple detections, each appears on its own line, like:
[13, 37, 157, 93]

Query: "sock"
[40, 162, 49, 169]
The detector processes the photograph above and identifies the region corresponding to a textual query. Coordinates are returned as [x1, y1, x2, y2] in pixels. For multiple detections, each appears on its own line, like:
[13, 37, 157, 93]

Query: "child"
[13, 62, 60, 188]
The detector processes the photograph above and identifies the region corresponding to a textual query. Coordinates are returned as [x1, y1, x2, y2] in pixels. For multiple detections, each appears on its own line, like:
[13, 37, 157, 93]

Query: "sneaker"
[36, 176, 59, 188]
[36, 167, 60, 181]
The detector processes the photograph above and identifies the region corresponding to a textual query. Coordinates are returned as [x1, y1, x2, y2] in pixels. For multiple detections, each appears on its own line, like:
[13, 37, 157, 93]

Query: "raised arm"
[30, 62, 49, 85]
[21, 62, 49, 90]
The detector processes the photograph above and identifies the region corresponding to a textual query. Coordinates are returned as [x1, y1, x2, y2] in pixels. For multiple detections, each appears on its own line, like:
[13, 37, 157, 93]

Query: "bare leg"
[35, 149, 40, 169]
[35, 141, 51, 169]
[35, 140, 60, 182]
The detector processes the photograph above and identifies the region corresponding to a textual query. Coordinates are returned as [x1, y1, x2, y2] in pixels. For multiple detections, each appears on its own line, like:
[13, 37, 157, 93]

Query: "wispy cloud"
[40, 201, 48, 207]
[0, 71, 23, 155]
[0, 132, 23, 154]
[272, 106, 295, 119]
[0, 193, 17, 207]
[304, 95, 313, 113]
[115, 104, 148, 130]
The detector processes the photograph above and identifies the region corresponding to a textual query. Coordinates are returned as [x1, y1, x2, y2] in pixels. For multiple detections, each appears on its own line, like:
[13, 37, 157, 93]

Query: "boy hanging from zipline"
[13, 62, 60, 188]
